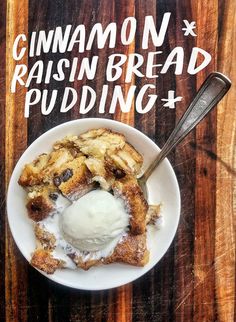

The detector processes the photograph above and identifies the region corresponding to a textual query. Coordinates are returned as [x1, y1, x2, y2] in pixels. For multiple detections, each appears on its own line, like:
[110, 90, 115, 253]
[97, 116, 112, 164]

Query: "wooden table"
[1, 0, 235, 321]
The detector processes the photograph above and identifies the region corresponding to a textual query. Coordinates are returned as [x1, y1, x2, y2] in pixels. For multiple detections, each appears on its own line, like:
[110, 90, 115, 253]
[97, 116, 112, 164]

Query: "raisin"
[49, 193, 58, 201]
[114, 169, 126, 179]
[67, 252, 76, 260]
[53, 176, 61, 187]
[61, 169, 73, 182]
[31, 204, 41, 212]
[27, 196, 52, 221]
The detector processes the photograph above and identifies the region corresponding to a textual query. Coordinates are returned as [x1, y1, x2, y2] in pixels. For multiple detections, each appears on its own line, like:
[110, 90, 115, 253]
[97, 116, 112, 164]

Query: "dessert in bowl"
[7, 118, 180, 290]
[18, 127, 161, 272]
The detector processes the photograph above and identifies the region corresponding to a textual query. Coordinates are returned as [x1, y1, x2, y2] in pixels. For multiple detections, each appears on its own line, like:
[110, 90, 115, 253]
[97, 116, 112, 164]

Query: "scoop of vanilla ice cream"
[61, 190, 129, 252]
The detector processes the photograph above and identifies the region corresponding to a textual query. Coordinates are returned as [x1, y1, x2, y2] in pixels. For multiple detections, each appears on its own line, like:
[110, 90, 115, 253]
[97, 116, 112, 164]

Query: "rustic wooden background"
[0, 0, 235, 321]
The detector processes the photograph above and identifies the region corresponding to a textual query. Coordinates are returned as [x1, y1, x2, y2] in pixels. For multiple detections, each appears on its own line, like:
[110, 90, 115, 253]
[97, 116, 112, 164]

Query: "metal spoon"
[138, 72, 231, 200]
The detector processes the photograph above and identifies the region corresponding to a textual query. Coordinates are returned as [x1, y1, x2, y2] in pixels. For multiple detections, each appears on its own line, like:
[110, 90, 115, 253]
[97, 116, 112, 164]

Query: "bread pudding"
[18, 128, 162, 274]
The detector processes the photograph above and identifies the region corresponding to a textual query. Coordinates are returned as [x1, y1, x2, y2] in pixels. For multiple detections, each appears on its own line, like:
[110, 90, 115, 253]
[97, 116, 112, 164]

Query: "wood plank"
[0, 0, 6, 320]
[216, 0, 236, 320]
[192, 0, 218, 321]
[5, 1, 28, 322]
[113, 0, 135, 125]
[173, 0, 197, 320]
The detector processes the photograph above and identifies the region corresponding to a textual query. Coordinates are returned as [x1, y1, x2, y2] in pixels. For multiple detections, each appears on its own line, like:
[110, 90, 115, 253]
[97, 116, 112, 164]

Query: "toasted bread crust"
[34, 224, 56, 249]
[56, 160, 95, 200]
[25, 184, 59, 221]
[106, 143, 143, 175]
[105, 233, 149, 266]
[112, 175, 148, 234]
[19, 149, 74, 187]
[70, 233, 149, 270]
[26, 195, 54, 221]
[31, 249, 63, 274]
[18, 153, 50, 187]
[70, 254, 101, 270]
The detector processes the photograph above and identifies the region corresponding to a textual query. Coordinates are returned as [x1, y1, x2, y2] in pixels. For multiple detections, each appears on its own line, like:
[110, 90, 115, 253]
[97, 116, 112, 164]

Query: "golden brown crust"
[78, 128, 126, 142]
[25, 184, 59, 221]
[34, 224, 56, 250]
[76, 128, 143, 179]
[85, 157, 115, 190]
[71, 232, 149, 270]
[112, 175, 148, 235]
[106, 143, 143, 176]
[31, 249, 63, 274]
[54, 157, 95, 200]
[75, 128, 126, 159]
[70, 254, 101, 270]
[18, 153, 50, 187]
[105, 233, 149, 266]
[18, 149, 74, 188]
[26, 195, 55, 221]
[43, 148, 74, 178]
[53, 135, 81, 155]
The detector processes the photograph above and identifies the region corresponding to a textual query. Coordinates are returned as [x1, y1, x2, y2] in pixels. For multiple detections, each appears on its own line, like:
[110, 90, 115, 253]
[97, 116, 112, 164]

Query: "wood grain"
[5, 1, 28, 322]
[1, 0, 235, 321]
[0, 0, 6, 320]
[173, 1, 197, 320]
[216, 0, 236, 320]
[192, 1, 218, 321]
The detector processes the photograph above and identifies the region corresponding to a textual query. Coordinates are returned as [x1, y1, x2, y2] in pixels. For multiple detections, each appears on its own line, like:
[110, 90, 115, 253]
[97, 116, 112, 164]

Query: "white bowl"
[7, 118, 181, 290]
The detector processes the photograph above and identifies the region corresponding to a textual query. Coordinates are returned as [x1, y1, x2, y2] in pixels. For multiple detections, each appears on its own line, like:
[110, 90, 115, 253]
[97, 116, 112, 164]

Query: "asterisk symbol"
[161, 91, 182, 109]
[182, 20, 197, 36]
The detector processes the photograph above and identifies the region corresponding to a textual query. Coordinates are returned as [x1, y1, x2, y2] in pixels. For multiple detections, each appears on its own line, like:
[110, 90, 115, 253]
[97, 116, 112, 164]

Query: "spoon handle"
[140, 72, 231, 183]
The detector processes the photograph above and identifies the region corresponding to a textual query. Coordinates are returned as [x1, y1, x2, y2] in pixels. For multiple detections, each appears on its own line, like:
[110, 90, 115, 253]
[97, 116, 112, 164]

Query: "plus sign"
[161, 91, 182, 109]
